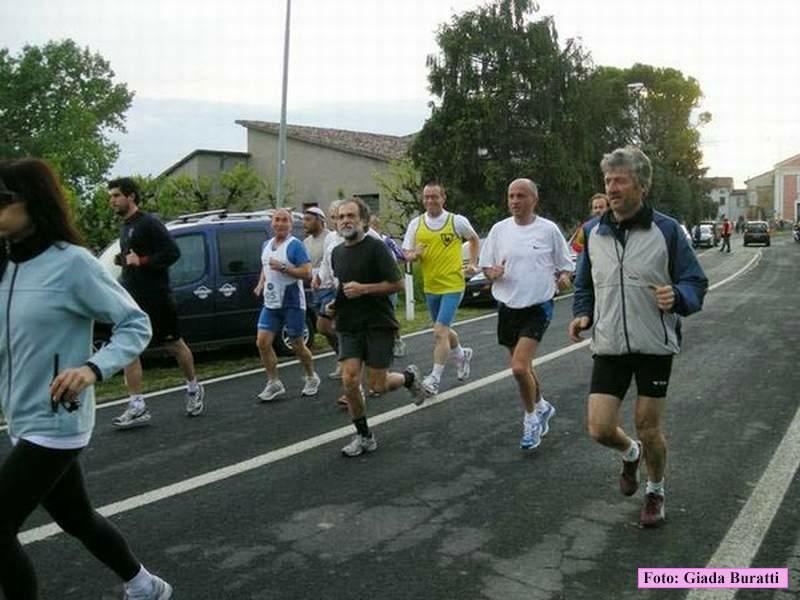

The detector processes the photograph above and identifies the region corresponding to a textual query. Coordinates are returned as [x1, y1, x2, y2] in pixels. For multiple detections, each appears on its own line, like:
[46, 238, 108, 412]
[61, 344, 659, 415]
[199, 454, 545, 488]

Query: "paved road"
[5, 237, 799, 599]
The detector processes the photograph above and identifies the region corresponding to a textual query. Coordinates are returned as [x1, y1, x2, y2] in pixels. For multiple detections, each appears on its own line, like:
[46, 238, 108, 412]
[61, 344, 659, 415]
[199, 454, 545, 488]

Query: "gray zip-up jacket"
[573, 206, 708, 356]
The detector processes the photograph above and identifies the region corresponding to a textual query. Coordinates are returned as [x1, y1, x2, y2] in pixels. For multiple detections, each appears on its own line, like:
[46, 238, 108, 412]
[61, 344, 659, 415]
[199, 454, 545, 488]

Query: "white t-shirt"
[303, 230, 331, 279]
[479, 216, 574, 308]
[402, 211, 477, 250]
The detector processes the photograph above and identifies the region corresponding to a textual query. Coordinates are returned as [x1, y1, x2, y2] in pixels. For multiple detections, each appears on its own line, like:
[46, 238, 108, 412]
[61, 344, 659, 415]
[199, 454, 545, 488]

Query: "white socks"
[430, 364, 445, 382]
[622, 440, 640, 462]
[125, 566, 153, 595]
[129, 394, 145, 410]
[450, 345, 465, 362]
[186, 378, 199, 394]
[646, 480, 665, 497]
[535, 397, 550, 414]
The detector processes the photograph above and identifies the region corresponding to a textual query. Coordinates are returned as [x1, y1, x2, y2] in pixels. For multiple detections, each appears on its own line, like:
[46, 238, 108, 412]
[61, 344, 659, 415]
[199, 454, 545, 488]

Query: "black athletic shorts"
[132, 292, 181, 346]
[497, 301, 554, 348]
[590, 354, 674, 399]
[337, 329, 395, 369]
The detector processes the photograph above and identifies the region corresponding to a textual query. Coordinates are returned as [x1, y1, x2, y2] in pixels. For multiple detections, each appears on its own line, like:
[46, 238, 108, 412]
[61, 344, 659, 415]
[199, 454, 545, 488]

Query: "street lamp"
[276, 0, 292, 208]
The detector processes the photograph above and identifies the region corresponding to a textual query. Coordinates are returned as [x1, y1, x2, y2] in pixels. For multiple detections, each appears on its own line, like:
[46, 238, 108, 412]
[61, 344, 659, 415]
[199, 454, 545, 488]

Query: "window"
[218, 229, 267, 275]
[355, 193, 380, 215]
[718, 197, 726, 205]
[170, 234, 207, 287]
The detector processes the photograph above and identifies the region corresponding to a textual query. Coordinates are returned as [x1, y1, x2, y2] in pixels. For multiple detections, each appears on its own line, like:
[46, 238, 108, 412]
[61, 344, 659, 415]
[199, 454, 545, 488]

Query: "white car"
[692, 224, 715, 248]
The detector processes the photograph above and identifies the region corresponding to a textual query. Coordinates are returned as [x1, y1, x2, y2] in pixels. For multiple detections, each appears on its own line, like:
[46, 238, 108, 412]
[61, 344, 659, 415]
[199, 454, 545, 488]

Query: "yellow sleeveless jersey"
[416, 213, 465, 294]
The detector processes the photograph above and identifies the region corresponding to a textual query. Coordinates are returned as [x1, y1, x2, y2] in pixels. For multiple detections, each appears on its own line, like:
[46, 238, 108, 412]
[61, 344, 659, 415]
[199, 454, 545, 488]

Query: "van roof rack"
[167, 207, 304, 226]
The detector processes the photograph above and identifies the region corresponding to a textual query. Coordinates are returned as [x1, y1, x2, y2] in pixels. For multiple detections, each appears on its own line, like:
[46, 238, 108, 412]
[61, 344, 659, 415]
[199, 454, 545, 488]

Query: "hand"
[342, 281, 366, 298]
[464, 263, 479, 277]
[568, 316, 591, 343]
[311, 274, 321, 290]
[125, 251, 142, 266]
[483, 260, 506, 281]
[254, 281, 264, 296]
[324, 300, 336, 317]
[652, 284, 675, 312]
[50, 366, 96, 406]
[556, 272, 572, 291]
[268, 258, 285, 272]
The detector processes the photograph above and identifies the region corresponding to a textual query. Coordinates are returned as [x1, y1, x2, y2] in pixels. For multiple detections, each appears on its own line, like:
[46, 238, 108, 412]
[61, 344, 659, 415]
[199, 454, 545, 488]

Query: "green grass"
[93, 305, 495, 403]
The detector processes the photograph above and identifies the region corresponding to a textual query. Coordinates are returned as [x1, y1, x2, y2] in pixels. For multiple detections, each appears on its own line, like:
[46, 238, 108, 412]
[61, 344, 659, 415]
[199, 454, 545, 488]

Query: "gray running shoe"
[403, 365, 432, 406]
[124, 574, 173, 600]
[341, 434, 378, 457]
[393, 337, 407, 358]
[257, 379, 286, 402]
[328, 364, 343, 380]
[421, 374, 439, 397]
[185, 383, 205, 416]
[112, 402, 152, 429]
[301, 373, 321, 397]
[520, 413, 542, 450]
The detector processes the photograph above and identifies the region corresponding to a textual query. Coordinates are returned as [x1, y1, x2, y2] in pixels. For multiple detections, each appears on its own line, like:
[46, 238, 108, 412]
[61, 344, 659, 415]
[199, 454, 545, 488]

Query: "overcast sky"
[2, 0, 799, 187]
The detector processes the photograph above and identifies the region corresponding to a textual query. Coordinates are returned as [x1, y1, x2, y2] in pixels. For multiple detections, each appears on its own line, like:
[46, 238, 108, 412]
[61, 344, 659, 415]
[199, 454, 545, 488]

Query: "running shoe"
[456, 347, 473, 380]
[124, 574, 173, 600]
[620, 441, 643, 496]
[421, 374, 440, 397]
[403, 365, 430, 406]
[257, 379, 286, 402]
[640, 492, 666, 528]
[393, 337, 407, 358]
[112, 402, 152, 429]
[328, 364, 343, 380]
[536, 399, 556, 437]
[341, 434, 378, 457]
[520, 413, 542, 450]
[185, 383, 205, 416]
[301, 373, 321, 397]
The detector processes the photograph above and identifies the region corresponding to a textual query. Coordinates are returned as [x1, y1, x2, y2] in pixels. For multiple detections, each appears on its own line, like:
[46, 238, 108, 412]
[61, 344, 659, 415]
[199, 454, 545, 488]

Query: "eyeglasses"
[0, 190, 22, 207]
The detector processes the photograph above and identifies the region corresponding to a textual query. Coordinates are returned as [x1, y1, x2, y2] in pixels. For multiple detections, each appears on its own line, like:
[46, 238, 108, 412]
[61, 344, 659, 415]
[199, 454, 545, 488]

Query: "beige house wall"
[247, 129, 391, 211]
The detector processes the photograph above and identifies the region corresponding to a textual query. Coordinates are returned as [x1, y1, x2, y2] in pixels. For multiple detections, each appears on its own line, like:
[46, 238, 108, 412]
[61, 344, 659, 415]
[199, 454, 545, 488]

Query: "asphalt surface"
[4, 235, 799, 600]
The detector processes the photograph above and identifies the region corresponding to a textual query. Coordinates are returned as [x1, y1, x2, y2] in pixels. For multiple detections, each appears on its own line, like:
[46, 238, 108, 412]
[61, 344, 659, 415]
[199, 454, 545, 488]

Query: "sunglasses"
[0, 190, 22, 207]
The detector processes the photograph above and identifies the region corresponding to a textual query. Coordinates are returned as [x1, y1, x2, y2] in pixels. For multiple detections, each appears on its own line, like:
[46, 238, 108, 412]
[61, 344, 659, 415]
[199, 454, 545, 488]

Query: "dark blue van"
[97, 209, 316, 355]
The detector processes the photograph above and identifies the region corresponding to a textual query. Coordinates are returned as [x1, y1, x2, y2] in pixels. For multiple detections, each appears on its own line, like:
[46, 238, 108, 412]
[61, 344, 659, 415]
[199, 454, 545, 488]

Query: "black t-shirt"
[332, 235, 401, 332]
[119, 211, 180, 297]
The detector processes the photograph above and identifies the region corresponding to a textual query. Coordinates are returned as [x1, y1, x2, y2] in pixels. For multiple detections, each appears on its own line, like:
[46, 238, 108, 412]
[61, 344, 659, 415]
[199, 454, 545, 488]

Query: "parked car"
[698, 220, 720, 246]
[460, 238, 495, 306]
[692, 224, 716, 248]
[743, 220, 771, 246]
[95, 209, 316, 356]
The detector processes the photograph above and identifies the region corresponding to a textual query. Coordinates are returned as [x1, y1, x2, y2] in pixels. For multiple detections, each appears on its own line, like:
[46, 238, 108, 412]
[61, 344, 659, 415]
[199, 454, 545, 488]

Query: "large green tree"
[413, 0, 712, 228]
[0, 39, 133, 195]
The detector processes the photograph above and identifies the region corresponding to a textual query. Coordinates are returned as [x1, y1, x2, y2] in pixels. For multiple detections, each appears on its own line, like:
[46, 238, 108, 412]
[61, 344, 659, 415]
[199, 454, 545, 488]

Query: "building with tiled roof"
[161, 121, 415, 214]
[744, 153, 800, 223]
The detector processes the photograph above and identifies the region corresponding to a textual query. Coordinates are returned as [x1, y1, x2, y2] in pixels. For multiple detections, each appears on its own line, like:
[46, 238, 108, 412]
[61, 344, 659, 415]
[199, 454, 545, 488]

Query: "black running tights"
[0, 440, 140, 599]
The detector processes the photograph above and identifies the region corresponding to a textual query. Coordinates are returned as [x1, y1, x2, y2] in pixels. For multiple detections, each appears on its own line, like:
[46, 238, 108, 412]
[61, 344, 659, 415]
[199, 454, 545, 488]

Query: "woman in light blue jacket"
[0, 159, 172, 599]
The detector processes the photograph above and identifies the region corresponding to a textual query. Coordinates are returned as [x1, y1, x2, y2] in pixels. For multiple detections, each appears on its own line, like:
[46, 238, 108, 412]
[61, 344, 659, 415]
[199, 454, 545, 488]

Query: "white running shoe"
[456, 347, 473, 380]
[328, 364, 343, 380]
[185, 383, 205, 416]
[112, 402, 152, 429]
[257, 379, 286, 402]
[393, 337, 407, 358]
[520, 412, 542, 450]
[341, 434, 378, 457]
[301, 373, 321, 396]
[421, 374, 440, 397]
[124, 574, 173, 600]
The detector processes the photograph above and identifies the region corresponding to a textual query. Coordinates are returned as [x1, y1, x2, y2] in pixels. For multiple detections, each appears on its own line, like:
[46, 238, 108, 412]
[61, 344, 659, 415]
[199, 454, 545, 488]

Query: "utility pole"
[276, 0, 292, 207]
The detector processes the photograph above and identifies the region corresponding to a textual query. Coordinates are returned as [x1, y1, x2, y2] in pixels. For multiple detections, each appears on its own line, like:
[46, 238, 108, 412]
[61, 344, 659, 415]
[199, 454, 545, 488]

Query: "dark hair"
[342, 196, 370, 223]
[0, 158, 85, 247]
[108, 176, 140, 204]
[423, 181, 446, 196]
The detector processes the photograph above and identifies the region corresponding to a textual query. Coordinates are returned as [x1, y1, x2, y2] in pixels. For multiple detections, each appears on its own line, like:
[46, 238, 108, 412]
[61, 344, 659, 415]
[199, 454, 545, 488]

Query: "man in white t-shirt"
[479, 178, 574, 450]
[402, 182, 480, 399]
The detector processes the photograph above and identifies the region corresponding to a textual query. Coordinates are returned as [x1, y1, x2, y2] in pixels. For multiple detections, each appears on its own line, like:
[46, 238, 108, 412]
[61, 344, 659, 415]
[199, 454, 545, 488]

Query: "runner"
[108, 177, 205, 429]
[569, 146, 708, 527]
[480, 178, 574, 450]
[0, 159, 173, 599]
[402, 182, 480, 398]
[331, 198, 426, 456]
[254, 208, 320, 401]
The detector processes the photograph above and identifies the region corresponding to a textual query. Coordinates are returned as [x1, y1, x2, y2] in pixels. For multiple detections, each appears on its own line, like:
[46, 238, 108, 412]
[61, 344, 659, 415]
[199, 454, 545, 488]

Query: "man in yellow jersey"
[403, 182, 480, 399]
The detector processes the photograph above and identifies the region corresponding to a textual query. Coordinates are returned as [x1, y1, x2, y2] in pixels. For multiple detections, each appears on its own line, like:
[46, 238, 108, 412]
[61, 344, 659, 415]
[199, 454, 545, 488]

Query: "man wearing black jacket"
[108, 177, 205, 428]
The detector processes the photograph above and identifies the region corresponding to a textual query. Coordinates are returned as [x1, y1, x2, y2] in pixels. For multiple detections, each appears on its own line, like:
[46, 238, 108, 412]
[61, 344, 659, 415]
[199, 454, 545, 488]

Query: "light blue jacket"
[0, 243, 151, 440]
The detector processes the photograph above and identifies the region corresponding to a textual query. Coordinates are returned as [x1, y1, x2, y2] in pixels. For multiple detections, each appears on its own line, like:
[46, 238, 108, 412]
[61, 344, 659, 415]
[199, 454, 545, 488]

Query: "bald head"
[271, 208, 293, 239]
[507, 178, 539, 224]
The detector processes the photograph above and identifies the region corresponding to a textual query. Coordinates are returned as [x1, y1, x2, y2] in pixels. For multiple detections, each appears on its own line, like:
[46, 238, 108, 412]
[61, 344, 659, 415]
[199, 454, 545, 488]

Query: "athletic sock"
[535, 397, 550, 414]
[186, 378, 199, 394]
[450, 345, 465, 362]
[430, 364, 445, 382]
[353, 416, 371, 438]
[125, 566, 153, 595]
[646, 480, 665, 497]
[622, 440, 640, 462]
[129, 395, 145, 410]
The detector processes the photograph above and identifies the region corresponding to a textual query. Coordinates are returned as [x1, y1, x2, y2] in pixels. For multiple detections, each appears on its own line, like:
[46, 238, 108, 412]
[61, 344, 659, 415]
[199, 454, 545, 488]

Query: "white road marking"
[17, 252, 762, 547]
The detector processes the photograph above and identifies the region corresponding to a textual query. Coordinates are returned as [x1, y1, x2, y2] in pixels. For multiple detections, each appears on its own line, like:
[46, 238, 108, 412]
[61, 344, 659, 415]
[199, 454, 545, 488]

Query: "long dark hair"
[0, 158, 85, 247]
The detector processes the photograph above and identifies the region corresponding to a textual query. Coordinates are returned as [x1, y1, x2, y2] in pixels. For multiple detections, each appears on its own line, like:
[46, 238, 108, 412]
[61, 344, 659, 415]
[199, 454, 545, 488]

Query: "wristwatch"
[281, 263, 288, 273]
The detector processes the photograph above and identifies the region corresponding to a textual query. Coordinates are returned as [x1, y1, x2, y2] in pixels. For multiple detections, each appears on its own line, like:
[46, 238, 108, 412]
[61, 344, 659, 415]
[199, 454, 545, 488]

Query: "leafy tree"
[0, 40, 133, 196]
[372, 158, 422, 235]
